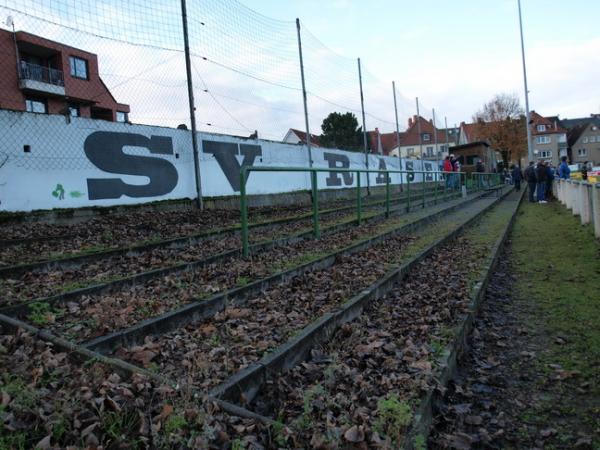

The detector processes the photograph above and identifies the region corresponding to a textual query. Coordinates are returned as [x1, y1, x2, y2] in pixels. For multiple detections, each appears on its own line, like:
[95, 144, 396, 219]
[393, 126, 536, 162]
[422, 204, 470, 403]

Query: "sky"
[2, 0, 599, 139]
[243, 0, 600, 127]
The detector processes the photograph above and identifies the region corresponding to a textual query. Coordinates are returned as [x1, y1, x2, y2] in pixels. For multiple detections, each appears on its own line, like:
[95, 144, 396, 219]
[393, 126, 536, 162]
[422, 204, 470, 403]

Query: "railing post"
[240, 168, 249, 257]
[356, 171, 362, 225]
[385, 171, 391, 218]
[311, 170, 320, 239]
[407, 174, 411, 212]
[422, 171, 426, 208]
[434, 171, 438, 204]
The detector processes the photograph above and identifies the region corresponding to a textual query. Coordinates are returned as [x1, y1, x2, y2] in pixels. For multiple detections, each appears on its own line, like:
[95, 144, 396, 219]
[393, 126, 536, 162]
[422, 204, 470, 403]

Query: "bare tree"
[472, 93, 527, 165]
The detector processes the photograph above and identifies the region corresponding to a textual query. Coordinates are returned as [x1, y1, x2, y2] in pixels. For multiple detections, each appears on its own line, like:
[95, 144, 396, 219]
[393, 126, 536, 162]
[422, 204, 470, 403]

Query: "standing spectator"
[535, 160, 548, 203]
[511, 164, 523, 192]
[581, 161, 589, 181]
[558, 156, 571, 179]
[474, 159, 485, 188]
[524, 161, 537, 202]
[545, 163, 555, 200]
[443, 156, 453, 190]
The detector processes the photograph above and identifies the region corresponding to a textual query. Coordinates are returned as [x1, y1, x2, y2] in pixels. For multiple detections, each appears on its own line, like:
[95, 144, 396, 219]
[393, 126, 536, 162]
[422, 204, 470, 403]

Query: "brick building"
[0, 29, 129, 121]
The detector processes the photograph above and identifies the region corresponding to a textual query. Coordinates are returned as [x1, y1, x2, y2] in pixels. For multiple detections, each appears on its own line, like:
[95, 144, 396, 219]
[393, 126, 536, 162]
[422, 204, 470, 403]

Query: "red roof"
[289, 128, 321, 147]
[529, 111, 567, 135]
[399, 115, 446, 147]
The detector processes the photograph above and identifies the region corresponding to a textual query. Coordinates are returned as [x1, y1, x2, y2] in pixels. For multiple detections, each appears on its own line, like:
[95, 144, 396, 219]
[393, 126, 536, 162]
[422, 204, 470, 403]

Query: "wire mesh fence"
[0, 0, 461, 207]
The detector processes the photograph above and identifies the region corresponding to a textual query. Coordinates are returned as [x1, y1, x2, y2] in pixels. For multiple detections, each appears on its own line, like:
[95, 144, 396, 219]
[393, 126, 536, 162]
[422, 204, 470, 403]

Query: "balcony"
[18, 62, 65, 96]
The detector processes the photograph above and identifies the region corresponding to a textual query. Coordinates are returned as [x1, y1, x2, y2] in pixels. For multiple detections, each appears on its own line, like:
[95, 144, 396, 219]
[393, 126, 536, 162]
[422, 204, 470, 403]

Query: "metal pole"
[357, 58, 370, 194]
[392, 81, 403, 190]
[240, 169, 249, 257]
[415, 97, 423, 160]
[518, 0, 534, 163]
[311, 170, 320, 238]
[385, 175, 390, 218]
[180, 0, 203, 209]
[296, 19, 313, 168]
[432, 108, 438, 160]
[444, 116, 450, 156]
[356, 171, 362, 225]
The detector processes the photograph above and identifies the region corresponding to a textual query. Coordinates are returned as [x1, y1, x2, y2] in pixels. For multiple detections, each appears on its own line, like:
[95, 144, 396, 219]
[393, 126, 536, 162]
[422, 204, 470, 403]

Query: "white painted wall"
[0, 110, 441, 212]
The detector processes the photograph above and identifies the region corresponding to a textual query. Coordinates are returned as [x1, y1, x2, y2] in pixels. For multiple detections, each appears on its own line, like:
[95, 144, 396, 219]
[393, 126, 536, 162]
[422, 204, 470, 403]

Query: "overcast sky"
[3, 0, 599, 139]
[243, 0, 600, 127]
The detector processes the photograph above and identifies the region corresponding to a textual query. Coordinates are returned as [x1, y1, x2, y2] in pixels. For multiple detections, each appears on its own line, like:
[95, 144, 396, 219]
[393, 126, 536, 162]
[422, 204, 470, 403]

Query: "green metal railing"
[239, 166, 471, 257]
[239, 167, 506, 257]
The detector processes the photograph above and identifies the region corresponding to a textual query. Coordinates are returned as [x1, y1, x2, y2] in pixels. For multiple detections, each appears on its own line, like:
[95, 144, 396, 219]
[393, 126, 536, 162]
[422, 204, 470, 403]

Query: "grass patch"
[511, 200, 600, 443]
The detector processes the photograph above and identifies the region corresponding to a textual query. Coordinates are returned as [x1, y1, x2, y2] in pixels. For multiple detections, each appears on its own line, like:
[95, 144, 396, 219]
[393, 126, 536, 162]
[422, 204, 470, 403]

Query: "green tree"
[320, 112, 363, 151]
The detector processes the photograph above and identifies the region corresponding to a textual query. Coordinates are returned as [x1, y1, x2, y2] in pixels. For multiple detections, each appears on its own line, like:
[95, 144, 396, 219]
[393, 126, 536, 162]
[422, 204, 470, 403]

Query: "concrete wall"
[556, 179, 600, 238]
[0, 110, 442, 212]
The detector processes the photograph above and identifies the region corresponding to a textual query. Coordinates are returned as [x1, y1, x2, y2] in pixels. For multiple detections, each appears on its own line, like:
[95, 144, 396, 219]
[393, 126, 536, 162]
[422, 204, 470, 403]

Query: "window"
[422, 133, 431, 142]
[116, 111, 128, 123]
[578, 149, 587, 156]
[538, 150, 552, 158]
[426, 146, 433, 156]
[69, 56, 88, 79]
[407, 147, 414, 156]
[25, 98, 46, 114]
[68, 104, 80, 117]
[536, 135, 551, 144]
[558, 134, 567, 143]
[537, 124, 546, 132]
[583, 137, 589, 143]
[590, 136, 596, 143]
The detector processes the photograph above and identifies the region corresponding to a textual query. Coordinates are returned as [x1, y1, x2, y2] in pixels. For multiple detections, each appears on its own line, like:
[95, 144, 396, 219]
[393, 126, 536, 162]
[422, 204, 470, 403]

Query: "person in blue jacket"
[558, 156, 571, 179]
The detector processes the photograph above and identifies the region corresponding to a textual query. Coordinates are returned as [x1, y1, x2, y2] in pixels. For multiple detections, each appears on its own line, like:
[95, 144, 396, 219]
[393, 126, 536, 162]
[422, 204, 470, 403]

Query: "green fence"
[239, 167, 501, 256]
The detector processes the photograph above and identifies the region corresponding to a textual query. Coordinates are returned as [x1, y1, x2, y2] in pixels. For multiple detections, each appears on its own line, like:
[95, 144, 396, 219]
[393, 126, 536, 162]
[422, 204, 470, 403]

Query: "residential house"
[389, 115, 453, 160]
[562, 117, 600, 166]
[0, 29, 129, 121]
[282, 128, 321, 147]
[529, 111, 567, 166]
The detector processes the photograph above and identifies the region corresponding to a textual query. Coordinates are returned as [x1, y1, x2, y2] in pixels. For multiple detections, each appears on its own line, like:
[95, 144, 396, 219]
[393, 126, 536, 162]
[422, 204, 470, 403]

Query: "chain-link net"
[0, 0, 454, 175]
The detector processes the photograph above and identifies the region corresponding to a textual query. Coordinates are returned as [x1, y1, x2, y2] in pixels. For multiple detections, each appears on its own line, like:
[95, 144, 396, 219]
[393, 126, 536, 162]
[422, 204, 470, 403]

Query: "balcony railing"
[19, 62, 64, 87]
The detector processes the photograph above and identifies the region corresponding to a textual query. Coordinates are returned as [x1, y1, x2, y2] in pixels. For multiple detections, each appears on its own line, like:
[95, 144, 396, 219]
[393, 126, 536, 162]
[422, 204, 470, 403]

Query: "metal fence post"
[180, 0, 203, 210]
[240, 168, 249, 257]
[434, 171, 438, 204]
[357, 58, 370, 195]
[311, 170, 320, 238]
[407, 175, 411, 212]
[422, 171, 426, 208]
[385, 172, 391, 218]
[356, 171, 362, 225]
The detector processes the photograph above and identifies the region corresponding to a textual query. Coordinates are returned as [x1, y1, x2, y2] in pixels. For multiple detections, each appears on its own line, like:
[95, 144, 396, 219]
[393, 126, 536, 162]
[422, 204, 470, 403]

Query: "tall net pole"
[432, 108, 438, 160]
[357, 57, 370, 193]
[296, 19, 312, 168]
[181, 0, 203, 209]
[392, 81, 403, 187]
[416, 97, 423, 160]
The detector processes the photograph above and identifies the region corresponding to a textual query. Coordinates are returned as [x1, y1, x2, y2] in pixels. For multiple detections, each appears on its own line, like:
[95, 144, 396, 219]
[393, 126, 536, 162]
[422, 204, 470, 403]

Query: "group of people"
[442, 154, 461, 189]
[517, 156, 571, 203]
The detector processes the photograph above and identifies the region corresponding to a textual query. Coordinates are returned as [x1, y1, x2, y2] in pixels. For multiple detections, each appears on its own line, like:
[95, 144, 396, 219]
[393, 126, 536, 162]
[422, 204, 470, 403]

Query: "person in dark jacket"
[535, 161, 548, 203]
[511, 165, 523, 191]
[582, 161, 589, 181]
[524, 161, 536, 202]
[545, 163, 555, 199]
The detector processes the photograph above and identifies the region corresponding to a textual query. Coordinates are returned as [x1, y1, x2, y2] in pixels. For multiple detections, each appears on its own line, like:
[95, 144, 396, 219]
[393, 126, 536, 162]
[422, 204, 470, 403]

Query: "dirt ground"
[430, 200, 600, 450]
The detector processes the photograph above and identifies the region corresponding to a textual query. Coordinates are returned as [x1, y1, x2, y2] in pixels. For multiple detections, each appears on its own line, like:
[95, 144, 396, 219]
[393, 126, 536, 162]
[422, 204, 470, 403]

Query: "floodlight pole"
[357, 57, 370, 194]
[296, 18, 313, 168]
[518, 0, 534, 163]
[181, 0, 203, 209]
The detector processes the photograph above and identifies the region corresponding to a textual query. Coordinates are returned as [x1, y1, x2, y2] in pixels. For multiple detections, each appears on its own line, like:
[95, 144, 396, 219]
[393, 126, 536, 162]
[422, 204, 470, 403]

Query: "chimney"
[554, 120, 557, 130]
[375, 127, 380, 135]
[408, 117, 413, 128]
